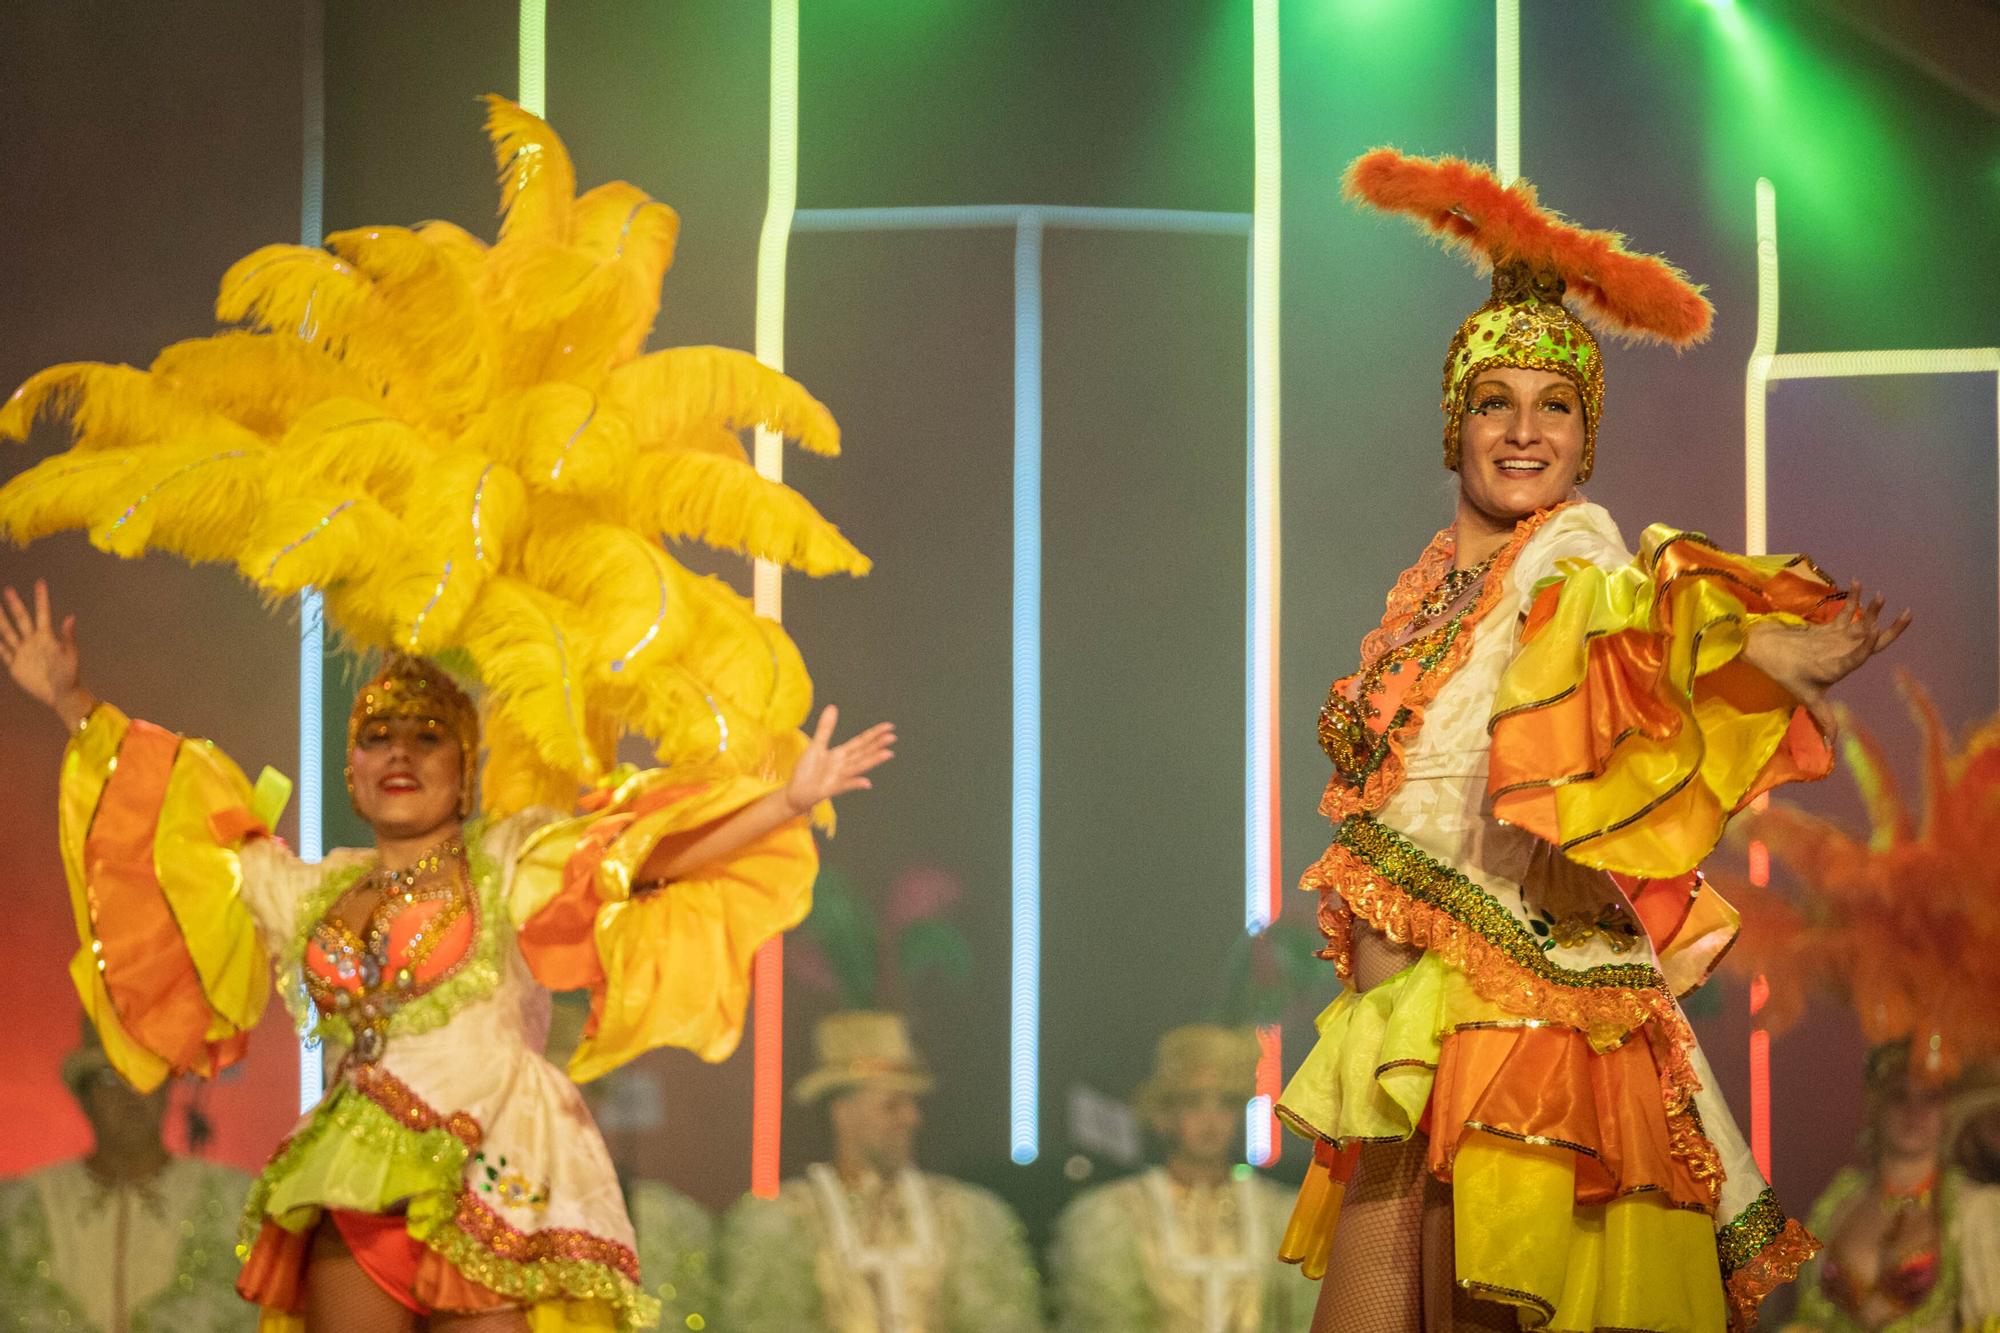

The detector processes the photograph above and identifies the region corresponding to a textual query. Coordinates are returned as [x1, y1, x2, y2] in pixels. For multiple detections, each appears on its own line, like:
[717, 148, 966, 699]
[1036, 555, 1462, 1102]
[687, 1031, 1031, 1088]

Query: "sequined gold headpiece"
[346, 655, 480, 817]
[1344, 149, 1713, 484]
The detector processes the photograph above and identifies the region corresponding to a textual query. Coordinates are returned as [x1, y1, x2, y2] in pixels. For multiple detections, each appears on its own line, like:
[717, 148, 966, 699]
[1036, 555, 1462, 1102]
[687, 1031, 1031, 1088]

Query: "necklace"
[1411, 551, 1498, 625]
[369, 834, 466, 893]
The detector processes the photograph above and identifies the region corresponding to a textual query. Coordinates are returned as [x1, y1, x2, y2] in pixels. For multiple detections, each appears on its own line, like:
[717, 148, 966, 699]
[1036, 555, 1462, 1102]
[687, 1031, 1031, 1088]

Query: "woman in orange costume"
[1272, 152, 1908, 1332]
[0, 99, 889, 1332]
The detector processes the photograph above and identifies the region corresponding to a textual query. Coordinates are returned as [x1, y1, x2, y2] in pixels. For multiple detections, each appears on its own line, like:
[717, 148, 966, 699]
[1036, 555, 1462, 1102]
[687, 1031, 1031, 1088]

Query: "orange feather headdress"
[1343, 149, 1713, 481]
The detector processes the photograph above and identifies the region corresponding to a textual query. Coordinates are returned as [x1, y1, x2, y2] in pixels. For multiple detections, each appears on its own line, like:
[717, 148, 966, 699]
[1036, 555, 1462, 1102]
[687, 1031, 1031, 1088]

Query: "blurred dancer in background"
[0, 1025, 253, 1330]
[1051, 1024, 1303, 1332]
[720, 1011, 1043, 1331]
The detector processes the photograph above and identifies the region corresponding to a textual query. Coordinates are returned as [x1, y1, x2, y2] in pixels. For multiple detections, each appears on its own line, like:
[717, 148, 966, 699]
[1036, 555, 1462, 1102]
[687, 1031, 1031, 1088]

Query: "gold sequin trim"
[1316, 506, 1568, 824]
[1718, 1190, 1819, 1332]
[1309, 816, 1723, 1203]
[1457, 1276, 1556, 1322]
[1461, 1119, 1599, 1160]
[352, 1064, 484, 1150]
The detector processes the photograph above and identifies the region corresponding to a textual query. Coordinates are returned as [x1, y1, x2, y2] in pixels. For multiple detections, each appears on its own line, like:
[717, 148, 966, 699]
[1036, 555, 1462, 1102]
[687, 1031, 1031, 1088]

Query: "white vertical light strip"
[1746, 177, 1779, 557]
[1494, 0, 1521, 186]
[756, 0, 801, 619]
[518, 0, 547, 118]
[297, 0, 327, 1113]
[750, 0, 801, 1200]
[1011, 212, 1045, 1166]
[1246, 0, 1282, 939]
[1246, 0, 1284, 1168]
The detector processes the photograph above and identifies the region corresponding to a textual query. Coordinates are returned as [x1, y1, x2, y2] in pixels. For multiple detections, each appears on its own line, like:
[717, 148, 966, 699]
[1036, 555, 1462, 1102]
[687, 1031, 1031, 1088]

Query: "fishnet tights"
[304, 1221, 530, 1333]
[1309, 924, 1522, 1331]
[1308, 1138, 1521, 1332]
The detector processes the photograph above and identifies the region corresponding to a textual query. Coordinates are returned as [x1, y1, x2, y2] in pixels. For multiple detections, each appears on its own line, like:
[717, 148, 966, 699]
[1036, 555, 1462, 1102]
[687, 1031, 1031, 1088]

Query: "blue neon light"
[1010, 216, 1044, 1166]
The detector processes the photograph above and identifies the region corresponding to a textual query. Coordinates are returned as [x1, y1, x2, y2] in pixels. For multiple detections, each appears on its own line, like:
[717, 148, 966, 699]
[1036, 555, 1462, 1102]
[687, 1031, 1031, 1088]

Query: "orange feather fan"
[1343, 148, 1713, 347]
[1719, 673, 2000, 1084]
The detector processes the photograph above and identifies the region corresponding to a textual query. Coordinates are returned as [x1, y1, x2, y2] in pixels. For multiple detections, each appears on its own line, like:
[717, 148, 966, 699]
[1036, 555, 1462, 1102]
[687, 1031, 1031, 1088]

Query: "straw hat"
[793, 1011, 934, 1105]
[1134, 1024, 1260, 1122]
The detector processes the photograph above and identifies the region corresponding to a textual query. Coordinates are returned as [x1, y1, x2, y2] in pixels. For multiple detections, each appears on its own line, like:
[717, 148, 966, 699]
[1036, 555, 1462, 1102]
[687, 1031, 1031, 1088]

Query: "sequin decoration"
[262, 499, 357, 578]
[106, 450, 252, 532]
[1317, 506, 1565, 822]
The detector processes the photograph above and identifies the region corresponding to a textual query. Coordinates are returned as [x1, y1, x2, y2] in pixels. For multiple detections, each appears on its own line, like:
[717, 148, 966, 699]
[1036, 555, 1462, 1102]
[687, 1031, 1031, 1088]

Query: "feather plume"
[1, 95, 866, 811]
[606, 347, 840, 455]
[633, 451, 869, 576]
[1723, 676, 2000, 1081]
[1343, 148, 1712, 346]
[482, 95, 576, 245]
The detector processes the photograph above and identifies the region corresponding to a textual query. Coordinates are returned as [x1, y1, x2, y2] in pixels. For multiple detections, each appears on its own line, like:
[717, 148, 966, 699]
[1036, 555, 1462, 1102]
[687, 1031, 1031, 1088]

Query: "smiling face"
[348, 714, 464, 842]
[1455, 366, 1587, 525]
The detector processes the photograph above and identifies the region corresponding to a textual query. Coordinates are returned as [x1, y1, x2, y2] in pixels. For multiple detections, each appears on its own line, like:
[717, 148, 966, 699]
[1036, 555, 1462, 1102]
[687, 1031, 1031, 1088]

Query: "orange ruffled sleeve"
[57, 704, 291, 1091]
[1489, 525, 1845, 880]
[508, 766, 816, 1082]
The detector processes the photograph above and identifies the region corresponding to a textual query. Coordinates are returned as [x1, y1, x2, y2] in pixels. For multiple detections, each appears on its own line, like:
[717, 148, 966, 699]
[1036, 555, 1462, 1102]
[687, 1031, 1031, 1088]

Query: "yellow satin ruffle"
[1455, 1135, 1727, 1332]
[1276, 952, 1451, 1145]
[1490, 525, 1841, 879]
[510, 766, 816, 1080]
[58, 703, 282, 1090]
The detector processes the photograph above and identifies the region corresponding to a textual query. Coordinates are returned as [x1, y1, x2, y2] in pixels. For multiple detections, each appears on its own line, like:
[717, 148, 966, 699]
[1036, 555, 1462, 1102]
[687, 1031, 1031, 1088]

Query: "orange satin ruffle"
[58, 704, 276, 1091]
[1426, 1022, 1711, 1210]
[237, 1213, 511, 1316]
[510, 765, 816, 1080]
[1489, 527, 1844, 880]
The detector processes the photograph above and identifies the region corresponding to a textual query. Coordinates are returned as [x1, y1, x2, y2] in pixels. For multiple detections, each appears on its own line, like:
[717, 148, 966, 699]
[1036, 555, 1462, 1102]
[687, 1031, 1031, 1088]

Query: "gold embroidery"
[351, 1064, 485, 1150]
[1718, 1192, 1819, 1332]
[1317, 506, 1569, 823]
[1308, 816, 1724, 1203]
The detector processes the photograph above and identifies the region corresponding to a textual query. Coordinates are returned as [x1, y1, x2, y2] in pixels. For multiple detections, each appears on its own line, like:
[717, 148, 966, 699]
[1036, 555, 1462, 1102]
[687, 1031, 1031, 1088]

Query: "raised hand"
[1745, 580, 1911, 733]
[786, 706, 896, 814]
[0, 580, 88, 720]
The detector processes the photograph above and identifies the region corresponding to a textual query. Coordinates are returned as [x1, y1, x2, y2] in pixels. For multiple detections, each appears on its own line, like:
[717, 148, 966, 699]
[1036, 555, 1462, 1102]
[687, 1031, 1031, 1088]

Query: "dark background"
[2, 0, 1996, 1295]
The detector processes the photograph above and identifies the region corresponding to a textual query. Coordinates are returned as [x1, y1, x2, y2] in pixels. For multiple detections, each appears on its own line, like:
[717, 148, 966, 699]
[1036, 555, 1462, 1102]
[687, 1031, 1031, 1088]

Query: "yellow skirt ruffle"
[1277, 954, 1729, 1331]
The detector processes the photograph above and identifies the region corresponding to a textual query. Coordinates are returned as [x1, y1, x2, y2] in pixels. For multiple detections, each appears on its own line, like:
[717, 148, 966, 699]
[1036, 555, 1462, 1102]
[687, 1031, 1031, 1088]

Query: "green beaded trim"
[278, 820, 506, 1046]
[1335, 816, 1666, 992]
[237, 1082, 472, 1251]
[1715, 1187, 1786, 1276]
[418, 1204, 661, 1331]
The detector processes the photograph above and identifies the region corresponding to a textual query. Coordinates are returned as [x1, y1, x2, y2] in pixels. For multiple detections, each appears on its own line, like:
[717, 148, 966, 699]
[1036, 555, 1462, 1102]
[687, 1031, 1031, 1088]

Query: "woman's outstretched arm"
[0, 579, 97, 730]
[635, 704, 895, 886]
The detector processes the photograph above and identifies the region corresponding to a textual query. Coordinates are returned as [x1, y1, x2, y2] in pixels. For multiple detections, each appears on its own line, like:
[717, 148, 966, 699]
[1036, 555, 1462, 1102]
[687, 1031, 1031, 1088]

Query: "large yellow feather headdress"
[0, 97, 868, 815]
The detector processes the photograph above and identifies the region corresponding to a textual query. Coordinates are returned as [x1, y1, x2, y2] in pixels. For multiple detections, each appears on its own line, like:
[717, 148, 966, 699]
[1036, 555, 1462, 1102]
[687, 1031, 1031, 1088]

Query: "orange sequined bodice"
[302, 837, 478, 1063]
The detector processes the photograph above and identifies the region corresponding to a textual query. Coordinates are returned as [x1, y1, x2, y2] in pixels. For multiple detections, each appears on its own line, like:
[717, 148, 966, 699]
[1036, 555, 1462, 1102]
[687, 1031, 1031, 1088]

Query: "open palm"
[0, 580, 80, 710]
[787, 706, 896, 813]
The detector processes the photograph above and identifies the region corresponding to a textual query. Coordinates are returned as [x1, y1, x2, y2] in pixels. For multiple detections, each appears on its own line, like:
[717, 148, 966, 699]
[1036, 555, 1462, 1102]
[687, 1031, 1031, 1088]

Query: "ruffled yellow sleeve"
[1489, 525, 1844, 879]
[57, 704, 292, 1091]
[508, 766, 816, 1081]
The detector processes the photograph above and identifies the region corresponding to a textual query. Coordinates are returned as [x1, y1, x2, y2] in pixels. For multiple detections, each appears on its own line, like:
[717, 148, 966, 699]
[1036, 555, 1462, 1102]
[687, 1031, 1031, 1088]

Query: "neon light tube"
[750, 0, 801, 1200]
[1495, 0, 1520, 185]
[296, 0, 327, 1114]
[1247, 0, 1282, 939]
[518, 0, 546, 118]
[1011, 214, 1045, 1166]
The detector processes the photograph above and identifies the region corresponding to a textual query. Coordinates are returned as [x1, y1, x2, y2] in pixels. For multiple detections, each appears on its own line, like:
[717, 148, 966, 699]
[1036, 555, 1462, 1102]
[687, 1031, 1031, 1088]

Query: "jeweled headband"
[1344, 149, 1713, 484]
[346, 654, 480, 817]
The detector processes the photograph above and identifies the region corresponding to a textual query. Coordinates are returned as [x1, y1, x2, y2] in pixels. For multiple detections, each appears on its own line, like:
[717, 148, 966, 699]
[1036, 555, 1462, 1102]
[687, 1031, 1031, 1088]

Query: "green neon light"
[518, 0, 546, 117]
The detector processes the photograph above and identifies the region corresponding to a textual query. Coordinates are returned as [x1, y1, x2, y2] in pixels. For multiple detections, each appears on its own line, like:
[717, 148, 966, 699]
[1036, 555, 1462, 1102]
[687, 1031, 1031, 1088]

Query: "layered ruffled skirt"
[1279, 951, 1730, 1329]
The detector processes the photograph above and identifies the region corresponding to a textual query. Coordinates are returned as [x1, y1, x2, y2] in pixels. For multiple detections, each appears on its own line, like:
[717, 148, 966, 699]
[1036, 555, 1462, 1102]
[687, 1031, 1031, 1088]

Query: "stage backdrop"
[2, 7, 1995, 1285]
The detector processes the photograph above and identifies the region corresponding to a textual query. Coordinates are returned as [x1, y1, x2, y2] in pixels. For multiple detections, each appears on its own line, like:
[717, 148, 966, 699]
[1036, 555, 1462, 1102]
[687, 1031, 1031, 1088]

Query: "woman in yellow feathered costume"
[0, 98, 890, 1333]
